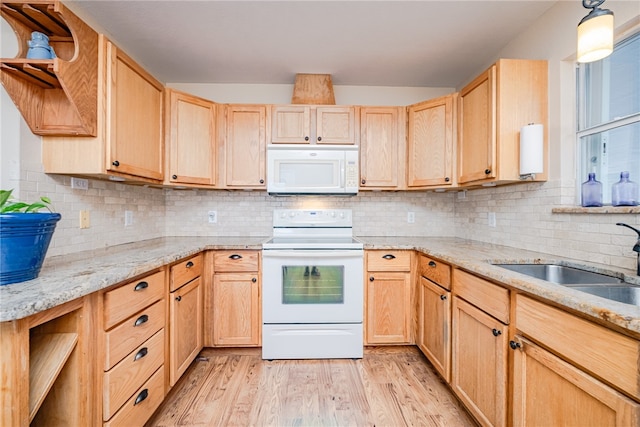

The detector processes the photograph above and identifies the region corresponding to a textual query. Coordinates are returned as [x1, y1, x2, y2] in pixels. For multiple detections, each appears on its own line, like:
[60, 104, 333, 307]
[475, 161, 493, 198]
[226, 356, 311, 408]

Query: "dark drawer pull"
[428, 261, 437, 267]
[229, 254, 243, 260]
[510, 340, 522, 350]
[382, 254, 396, 260]
[134, 314, 149, 327]
[186, 261, 194, 268]
[492, 329, 502, 337]
[440, 294, 447, 301]
[134, 389, 149, 406]
[175, 295, 182, 302]
[134, 347, 148, 361]
[134, 281, 148, 292]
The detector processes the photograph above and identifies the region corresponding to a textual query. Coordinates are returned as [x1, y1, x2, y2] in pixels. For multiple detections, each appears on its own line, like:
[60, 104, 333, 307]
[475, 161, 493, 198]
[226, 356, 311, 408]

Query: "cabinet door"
[271, 105, 310, 143]
[452, 296, 507, 427]
[170, 278, 203, 386]
[418, 277, 451, 382]
[512, 336, 640, 427]
[315, 106, 356, 144]
[166, 90, 216, 186]
[213, 273, 260, 346]
[407, 95, 455, 188]
[360, 107, 405, 189]
[107, 43, 164, 180]
[365, 271, 411, 344]
[225, 105, 266, 187]
[458, 66, 496, 184]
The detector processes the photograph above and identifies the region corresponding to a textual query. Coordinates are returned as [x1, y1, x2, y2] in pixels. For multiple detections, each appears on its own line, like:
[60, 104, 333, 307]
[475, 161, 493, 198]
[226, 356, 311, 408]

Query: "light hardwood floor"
[147, 346, 476, 427]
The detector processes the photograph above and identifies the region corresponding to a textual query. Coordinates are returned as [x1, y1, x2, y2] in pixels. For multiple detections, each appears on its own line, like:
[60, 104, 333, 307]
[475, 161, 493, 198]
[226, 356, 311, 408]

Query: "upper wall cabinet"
[271, 105, 358, 144]
[457, 59, 548, 186]
[407, 94, 457, 189]
[359, 107, 406, 189]
[222, 104, 268, 189]
[42, 35, 164, 183]
[165, 89, 217, 187]
[1, 1, 99, 136]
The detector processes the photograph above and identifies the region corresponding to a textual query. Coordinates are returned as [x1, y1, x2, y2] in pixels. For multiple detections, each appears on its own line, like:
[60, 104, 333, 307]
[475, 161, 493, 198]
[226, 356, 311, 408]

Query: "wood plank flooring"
[147, 346, 476, 427]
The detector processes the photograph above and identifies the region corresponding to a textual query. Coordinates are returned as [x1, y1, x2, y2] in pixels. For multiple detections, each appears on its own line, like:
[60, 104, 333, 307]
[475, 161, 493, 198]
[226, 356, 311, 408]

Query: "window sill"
[552, 206, 640, 214]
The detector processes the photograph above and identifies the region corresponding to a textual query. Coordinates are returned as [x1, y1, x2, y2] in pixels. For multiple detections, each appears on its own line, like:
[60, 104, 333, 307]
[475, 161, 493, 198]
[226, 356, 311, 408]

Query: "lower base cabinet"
[417, 276, 451, 381]
[169, 277, 203, 385]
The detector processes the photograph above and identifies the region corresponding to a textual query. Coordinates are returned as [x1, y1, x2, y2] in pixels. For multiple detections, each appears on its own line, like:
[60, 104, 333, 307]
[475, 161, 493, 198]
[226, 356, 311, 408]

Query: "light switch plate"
[488, 212, 496, 227]
[208, 211, 217, 224]
[124, 210, 133, 226]
[79, 210, 90, 229]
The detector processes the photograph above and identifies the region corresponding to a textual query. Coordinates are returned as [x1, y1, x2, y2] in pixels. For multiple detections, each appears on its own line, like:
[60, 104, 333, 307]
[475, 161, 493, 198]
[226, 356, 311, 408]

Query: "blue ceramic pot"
[0, 213, 61, 285]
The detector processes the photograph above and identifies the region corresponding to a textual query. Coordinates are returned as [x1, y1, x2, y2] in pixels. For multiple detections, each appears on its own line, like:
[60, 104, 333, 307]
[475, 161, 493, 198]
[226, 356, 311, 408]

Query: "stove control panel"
[273, 209, 352, 227]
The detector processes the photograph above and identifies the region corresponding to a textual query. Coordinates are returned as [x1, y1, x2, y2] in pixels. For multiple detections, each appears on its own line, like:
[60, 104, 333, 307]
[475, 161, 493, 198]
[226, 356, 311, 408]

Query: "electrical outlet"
[124, 210, 133, 227]
[488, 212, 496, 228]
[79, 210, 90, 229]
[71, 177, 89, 190]
[208, 211, 217, 224]
[407, 212, 415, 223]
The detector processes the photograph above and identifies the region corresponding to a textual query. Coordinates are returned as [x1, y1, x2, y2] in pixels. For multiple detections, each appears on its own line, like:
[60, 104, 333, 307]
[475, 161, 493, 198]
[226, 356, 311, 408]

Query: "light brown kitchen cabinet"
[407, 94, 456, 188]
[359, 107, 406, 189]
[169, 254, 203, 386]
[365, 250, 412, 345]
[514, 294, 640, 423]
[271, 105, 357, 144]
[222, 105, 267, 188]
[416, 255, 452, 381]
[457, 59, 547, 186]
[210, 251, 261, 346]
[165, 89, 217, 187]
[42, 35, 164, 183]
[0, 1, 99, 136]
[452, 269, 509, 427]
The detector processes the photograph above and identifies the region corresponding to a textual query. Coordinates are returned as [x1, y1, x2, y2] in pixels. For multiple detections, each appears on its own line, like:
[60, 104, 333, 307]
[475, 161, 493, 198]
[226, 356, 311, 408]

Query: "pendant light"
[577, 0, 614, 63]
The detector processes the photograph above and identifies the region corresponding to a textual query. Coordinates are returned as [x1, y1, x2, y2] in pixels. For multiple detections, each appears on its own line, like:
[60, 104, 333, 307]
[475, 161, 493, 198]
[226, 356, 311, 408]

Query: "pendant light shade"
[577, 0, 614, 63]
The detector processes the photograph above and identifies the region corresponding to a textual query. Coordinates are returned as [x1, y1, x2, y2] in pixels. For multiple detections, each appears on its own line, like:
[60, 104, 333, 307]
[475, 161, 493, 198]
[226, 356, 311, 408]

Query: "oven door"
[262, 249, 364, 324]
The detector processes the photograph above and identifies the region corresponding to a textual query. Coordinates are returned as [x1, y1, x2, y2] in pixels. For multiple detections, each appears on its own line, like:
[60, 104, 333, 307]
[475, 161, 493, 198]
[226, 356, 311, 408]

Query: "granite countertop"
[1, 236, 639, 337]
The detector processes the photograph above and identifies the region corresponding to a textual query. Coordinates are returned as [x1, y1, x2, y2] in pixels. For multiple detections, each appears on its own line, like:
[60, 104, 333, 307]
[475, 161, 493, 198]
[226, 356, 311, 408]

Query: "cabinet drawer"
[516, 294, 640, 399]
[170, 253, 203, 292]
[104, 366, 165, 427]
[104, 270, 165, 330]
[366, 251, 411, 272]
[103, 329, 164, 420]
[453, 269, 509, 324]
[418, 255, 451, 290]
[213, 250, 259, 272]
[104, 299, 165, 370]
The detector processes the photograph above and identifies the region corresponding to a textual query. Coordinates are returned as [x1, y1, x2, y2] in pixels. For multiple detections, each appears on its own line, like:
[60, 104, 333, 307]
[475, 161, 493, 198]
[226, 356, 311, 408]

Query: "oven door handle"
[262, 250, 363, 259]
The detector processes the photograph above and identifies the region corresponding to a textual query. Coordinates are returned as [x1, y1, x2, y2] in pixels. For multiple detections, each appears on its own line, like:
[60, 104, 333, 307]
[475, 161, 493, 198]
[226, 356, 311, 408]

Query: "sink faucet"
[616, 223, 640, 275]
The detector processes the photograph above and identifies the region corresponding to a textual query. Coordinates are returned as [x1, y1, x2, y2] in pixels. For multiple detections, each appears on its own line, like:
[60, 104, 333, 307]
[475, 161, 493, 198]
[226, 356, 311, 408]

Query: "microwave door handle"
[340, 159, 345, 187]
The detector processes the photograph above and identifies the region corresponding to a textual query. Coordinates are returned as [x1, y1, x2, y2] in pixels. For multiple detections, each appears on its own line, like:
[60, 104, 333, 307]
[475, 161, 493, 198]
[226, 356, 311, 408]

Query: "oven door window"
[282, 265, 344, 304]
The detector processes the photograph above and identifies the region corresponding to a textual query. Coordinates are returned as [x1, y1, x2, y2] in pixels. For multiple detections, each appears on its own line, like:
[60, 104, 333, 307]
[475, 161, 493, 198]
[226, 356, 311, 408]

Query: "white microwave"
[267, 144, 359, 195]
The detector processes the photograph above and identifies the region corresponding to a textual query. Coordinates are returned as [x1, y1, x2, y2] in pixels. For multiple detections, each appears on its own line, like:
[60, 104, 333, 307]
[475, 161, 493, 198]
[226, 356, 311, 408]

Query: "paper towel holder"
[519, 123, 544, 180]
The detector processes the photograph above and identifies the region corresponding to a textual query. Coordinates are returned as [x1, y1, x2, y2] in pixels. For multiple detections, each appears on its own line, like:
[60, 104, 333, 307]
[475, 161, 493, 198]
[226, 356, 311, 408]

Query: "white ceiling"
[71, 0, 559, 88]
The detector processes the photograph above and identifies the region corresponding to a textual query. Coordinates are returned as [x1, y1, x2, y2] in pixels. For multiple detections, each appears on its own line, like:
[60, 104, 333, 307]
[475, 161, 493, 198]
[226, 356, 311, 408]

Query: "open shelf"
[28, 332, 78, 422]
[1, 1, 99, 136]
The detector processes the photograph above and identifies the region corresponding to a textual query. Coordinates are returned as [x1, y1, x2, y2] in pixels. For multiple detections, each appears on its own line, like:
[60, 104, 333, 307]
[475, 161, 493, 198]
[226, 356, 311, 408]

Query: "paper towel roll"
[520, 124, 544, 175]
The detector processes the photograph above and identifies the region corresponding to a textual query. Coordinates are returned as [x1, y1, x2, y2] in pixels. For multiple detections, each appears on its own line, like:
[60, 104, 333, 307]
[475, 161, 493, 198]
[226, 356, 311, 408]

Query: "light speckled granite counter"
[360, 237, 640, 336]
[0, 236, 267, 323]
[2, 236, 639, 337]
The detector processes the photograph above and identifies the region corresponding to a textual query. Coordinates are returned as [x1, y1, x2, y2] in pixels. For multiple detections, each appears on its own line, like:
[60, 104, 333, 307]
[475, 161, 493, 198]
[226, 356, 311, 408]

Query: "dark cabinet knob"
[259, 179, 265, 184]
[175, 295, 182, 302]
[361, 179, 366, 185]
[440, 294, 447, 301]
[492, 328, 502, 337]
[229, 254, 243, 260]
[304, 136, 309, 141]
[509, 340, 522, 350]
[382, 254, 396, 260]
[134, 281, 148, 292]
[134, 347, 148, 361]
[252, 277, 257, 283]
[369, 276, 374, 282]
[485, 169, 491, 175]
[317, 136, 322, 142]
[172, 174, 178, 179]
[428, 261, 436, 267]
[112, 160, 120, 167]
[134, 389, 149, 406]
[186, 261, 194, 268]
[134, 314, 149, 327]
[445, 177, 450, 182]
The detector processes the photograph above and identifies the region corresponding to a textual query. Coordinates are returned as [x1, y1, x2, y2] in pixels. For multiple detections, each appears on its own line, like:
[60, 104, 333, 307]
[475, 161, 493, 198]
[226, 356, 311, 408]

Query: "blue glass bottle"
[611, 171, 639, 206]
[581, 173, 602, 207]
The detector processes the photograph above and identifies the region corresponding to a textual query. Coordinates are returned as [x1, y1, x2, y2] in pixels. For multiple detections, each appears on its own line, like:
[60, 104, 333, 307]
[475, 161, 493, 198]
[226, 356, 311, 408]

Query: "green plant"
[0, 189, 53, 213]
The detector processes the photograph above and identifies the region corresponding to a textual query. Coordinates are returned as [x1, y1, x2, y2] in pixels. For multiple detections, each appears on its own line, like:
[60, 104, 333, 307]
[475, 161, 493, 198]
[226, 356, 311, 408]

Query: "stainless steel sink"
[493, 263, 639, 307]
[493, 263, 623, 285]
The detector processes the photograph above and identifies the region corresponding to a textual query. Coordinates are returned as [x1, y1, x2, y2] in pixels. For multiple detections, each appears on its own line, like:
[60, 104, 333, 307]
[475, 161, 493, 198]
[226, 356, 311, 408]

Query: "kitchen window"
[577, 31, 640, 205]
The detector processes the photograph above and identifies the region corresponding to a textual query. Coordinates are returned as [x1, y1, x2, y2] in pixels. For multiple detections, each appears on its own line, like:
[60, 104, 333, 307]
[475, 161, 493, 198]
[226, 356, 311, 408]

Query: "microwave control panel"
[346, 161, 358, 188]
